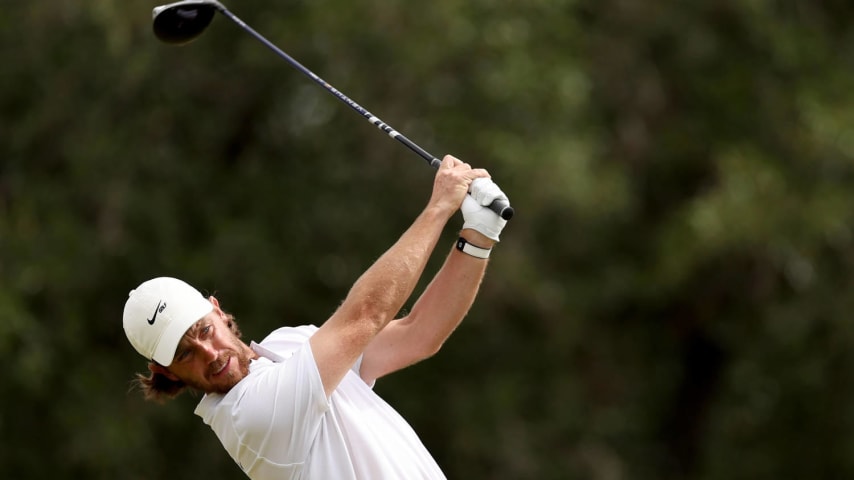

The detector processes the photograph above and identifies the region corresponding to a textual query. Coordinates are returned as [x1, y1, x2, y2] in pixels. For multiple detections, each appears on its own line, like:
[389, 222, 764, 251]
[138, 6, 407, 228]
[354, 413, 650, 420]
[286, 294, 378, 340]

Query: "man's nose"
[199, 342, 218, 362]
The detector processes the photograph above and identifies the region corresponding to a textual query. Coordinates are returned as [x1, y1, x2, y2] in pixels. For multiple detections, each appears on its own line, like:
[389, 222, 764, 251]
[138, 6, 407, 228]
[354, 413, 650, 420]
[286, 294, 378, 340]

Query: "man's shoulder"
[260, 324, 319, 343]
[250, 324, 319, 359]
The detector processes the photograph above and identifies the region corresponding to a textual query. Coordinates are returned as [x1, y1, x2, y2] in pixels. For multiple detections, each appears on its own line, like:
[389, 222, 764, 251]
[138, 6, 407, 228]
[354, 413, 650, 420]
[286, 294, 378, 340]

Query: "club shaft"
[217, 5, 513, 220]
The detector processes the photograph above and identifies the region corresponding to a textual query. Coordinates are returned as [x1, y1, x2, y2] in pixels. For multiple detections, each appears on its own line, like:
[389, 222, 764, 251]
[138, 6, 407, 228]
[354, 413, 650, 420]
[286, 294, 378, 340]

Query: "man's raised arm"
[359, 177, 510, 383]
[309, 155, 490, 397]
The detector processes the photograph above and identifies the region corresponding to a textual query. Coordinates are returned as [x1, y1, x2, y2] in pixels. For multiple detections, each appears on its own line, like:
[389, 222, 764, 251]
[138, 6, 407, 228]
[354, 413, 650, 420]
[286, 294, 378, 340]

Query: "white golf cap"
[123, 277, 214, 366]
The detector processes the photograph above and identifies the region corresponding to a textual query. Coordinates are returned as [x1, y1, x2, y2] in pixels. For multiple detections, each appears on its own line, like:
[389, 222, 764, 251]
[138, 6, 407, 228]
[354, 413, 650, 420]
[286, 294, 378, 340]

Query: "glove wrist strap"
[456, 237, 491, 259]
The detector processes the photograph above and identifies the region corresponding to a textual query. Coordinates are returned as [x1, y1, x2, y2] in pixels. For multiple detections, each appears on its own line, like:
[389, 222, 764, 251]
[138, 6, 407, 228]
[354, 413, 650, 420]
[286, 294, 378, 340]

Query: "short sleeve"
[229, 341, 330, 467]
[351, 354, 376, 389]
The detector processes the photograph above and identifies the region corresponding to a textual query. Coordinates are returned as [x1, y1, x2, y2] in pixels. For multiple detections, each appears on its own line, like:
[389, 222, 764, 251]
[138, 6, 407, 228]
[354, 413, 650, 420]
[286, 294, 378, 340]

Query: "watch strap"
[456, 237, 491, 259]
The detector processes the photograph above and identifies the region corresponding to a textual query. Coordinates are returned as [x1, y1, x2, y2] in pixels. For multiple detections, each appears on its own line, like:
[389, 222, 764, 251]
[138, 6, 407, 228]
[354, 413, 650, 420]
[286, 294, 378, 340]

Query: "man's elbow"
[344, 297, 396, 334]
[415, 337, 446, 362]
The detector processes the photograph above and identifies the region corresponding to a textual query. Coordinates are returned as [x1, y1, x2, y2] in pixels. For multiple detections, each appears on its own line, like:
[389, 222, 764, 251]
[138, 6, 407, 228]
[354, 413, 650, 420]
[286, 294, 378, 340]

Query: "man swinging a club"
[122, 155, 510, 479]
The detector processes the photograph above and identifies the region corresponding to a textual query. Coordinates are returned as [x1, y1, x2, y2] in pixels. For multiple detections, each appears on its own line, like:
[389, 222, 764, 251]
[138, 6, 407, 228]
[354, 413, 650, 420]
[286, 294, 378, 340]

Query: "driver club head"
[152, 0, 222, 44]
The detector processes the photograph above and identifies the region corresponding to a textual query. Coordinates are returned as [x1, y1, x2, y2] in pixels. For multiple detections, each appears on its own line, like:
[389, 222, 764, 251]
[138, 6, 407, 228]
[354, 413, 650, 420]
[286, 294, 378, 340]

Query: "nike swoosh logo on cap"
[147, 301, 163, 325]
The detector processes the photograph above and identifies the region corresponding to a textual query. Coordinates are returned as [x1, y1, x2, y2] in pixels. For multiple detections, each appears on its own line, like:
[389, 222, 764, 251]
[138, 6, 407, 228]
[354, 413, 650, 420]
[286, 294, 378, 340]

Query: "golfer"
[123, 155, 509, 479]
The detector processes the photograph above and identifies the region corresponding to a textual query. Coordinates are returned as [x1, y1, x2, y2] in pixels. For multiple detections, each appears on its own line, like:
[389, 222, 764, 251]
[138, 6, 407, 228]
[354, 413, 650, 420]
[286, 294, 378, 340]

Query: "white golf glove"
[462, 178, 509, 241]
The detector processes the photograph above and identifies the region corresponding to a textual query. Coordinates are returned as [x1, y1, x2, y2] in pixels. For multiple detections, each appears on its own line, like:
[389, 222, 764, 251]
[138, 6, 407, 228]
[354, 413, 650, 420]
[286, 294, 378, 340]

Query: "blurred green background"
[3, 0, 854, 478]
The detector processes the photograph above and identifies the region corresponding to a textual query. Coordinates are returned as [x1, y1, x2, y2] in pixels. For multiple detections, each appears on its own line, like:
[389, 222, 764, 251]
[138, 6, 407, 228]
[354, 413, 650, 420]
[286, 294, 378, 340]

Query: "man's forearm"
[357, 229, 494, 383]
[401, 229, 495, 355]
[341, 205, 452, 332]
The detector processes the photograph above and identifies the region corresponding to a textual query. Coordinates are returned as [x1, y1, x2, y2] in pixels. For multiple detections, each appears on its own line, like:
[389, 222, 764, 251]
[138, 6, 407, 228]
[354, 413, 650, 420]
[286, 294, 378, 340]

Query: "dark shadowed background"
[2, 0, 854, 478]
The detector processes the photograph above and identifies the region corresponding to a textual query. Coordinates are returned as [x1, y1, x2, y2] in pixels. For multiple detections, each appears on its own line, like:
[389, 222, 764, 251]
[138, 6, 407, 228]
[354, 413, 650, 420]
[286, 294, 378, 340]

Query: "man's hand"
[462, 178, 509, 241]
[427, 155, 490, 219]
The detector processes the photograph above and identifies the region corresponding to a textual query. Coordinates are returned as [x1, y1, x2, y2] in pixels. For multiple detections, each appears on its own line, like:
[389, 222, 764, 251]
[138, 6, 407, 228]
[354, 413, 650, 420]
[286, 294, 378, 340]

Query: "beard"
[214, 352, 253, 394]
[184, 345, 255, 395]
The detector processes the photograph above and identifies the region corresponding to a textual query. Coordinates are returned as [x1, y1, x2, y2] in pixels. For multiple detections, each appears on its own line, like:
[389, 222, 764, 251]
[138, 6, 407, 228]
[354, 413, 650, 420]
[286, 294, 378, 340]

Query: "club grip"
[429, 156, 514, 220]
[489, 198, 515, 220]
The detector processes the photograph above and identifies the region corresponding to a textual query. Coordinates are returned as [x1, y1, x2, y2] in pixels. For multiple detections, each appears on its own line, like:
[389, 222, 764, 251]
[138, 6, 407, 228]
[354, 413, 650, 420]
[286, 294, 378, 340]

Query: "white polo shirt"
[194, 325, 446, 479]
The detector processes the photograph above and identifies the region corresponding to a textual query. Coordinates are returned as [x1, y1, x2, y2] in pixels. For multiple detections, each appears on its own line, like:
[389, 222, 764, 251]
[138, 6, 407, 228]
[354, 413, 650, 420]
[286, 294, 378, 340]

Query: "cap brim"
[151, 300, 213, 366]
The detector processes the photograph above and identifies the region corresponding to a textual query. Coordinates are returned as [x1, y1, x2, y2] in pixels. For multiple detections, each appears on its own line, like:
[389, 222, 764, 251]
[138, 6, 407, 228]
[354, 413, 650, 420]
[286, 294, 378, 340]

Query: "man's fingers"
[441, 155, 456, 169]
[443, 154, 482, 171]
[468, 168, 490, 180]
[439, 155, 495, 201]
[442, 154, 469, 168]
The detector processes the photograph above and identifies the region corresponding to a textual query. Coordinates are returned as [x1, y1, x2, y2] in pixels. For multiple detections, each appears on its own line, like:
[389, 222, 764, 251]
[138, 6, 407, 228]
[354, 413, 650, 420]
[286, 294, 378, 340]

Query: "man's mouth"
[212, 357, 231, 377]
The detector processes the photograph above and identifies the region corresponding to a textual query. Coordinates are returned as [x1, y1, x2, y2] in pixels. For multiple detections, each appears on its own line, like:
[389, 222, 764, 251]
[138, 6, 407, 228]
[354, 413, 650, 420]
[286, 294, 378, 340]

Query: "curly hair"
[132, 313, 242, 403]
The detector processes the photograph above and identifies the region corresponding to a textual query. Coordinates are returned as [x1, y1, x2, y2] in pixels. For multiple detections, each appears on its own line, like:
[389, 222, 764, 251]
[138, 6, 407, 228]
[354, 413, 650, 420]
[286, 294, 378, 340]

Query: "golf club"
[152, 0, 514, 220]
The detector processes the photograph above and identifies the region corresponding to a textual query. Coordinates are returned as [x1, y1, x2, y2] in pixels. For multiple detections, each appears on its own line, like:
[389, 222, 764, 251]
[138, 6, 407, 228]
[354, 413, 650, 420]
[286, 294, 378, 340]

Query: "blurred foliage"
[2, 0, 854, 478]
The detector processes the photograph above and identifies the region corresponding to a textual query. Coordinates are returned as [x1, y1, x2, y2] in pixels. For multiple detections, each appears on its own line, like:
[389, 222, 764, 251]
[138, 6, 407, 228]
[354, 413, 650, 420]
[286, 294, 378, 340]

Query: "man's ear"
[209, 295, 221, 310]
[149, 362, 179, 381]
[210, 296, 229, 320]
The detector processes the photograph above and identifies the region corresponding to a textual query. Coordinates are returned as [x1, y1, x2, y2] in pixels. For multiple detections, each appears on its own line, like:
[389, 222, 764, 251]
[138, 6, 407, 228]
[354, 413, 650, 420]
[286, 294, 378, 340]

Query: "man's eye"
[202, 326, 212, 336]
